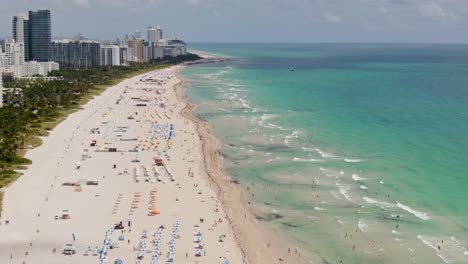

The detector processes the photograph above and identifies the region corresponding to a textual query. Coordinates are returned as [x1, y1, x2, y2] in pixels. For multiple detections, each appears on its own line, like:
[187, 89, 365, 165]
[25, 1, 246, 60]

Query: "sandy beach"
[0, 66, 244, 264]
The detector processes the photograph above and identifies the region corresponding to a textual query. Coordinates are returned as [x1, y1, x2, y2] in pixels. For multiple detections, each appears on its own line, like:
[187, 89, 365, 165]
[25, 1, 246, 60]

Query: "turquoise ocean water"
[181, 43, 468, 264]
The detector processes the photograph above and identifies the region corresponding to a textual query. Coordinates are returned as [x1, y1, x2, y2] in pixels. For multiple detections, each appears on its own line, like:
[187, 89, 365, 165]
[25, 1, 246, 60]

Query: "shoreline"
[0, 62, 311, 264]
[175, 65, 311, 264]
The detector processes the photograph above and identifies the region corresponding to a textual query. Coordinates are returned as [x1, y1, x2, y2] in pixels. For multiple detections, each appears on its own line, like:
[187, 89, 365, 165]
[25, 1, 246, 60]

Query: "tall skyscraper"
[12, 15, 30, 61]
[156, 26, 163, 41]
[134, 30, 141, 39]
[23, 19, 30, 61]
[12, 15, 26, 43]
[147, 27, 158, 44]
[28, 10, 51, 62]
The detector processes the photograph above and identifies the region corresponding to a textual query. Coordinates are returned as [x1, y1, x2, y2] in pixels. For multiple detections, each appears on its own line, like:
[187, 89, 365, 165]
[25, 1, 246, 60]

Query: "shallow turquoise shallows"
[182, 43, 468, 264]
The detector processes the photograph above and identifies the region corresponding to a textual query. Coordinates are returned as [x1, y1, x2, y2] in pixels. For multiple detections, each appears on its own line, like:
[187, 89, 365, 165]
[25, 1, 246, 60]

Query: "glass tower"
[28, 10, 51, 62]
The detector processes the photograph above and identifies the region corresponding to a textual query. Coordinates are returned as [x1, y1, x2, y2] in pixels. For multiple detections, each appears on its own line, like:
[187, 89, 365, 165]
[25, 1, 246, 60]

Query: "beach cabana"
[62, 209, 71, 219]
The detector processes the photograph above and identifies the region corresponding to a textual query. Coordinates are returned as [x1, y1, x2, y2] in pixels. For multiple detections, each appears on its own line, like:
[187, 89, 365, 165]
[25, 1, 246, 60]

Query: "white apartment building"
[5, 40, 25, 66]
[39, 61, 60, 73]
[0, 48, 7, 68]
[147, 27, 158, 45]
[101, 45, 121, 66]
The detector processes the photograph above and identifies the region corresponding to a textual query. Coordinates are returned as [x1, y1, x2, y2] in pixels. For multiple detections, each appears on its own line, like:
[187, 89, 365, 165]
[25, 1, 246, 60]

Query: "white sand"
[0, 66, 243, 264]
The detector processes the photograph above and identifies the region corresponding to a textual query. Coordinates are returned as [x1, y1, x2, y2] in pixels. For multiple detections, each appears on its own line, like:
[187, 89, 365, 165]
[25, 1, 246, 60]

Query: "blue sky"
[1, 0, 468, 43]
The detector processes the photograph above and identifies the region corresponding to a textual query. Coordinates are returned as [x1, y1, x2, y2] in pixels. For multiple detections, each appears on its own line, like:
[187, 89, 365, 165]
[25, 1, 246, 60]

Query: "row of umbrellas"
[166, 220, 181, 264]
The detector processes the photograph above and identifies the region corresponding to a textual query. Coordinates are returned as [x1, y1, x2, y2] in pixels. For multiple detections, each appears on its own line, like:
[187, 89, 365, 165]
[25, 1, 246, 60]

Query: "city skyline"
[1, 0, 468, 43]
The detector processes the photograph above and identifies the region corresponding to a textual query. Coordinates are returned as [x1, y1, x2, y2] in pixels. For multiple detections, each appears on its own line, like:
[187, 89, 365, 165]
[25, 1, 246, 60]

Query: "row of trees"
[0, 53, 201, 185]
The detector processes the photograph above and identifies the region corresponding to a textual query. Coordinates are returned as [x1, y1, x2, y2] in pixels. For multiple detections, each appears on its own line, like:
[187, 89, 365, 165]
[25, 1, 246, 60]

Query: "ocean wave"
[284, 130, 300, 145]
[417, 236, 449, 263]
[335, 181, 352, 201]
[329, 190, 341, 200]
[302, 147, 337, 158]
[360, 185, 368, 190]
[267, 156, 287, 163]
[352, 173, 367, 181]
[344, 158, 366, 163]
[204, 68, 231, 79]
[292, 157, 324, 162]
[314, 206, 326, 211]
[261, 113, 279, 121]
[316, 148, 337, 158]
[396, 202, 430, 220]
[363, 197, 395, 209]
[302, 147, 316, 152]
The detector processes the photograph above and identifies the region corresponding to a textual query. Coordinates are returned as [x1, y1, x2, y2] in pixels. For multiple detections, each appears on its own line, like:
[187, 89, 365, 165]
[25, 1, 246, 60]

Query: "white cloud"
[418, 0, 446, 18]
[324, 12, 342, 23]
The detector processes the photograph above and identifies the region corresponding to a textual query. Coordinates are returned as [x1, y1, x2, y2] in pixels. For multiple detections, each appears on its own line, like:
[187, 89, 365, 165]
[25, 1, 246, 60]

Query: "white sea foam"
[266, 156, 287, 163]
[330, 190, 341, 200]
[397, 202, 430, 220]
[417, 236, 450, 264]
[302, 147, 337, 158]
[360, 185, 368, 190]
[260, 113, 279, 122]
[335, 217, 344, 225]
[352, 173, 367, 181]
[284, 130, 300, 145]
[316, 148, 337, 158]
[363, 197, 395, 209]
[314, 206, 326, 211]
[358, 219, 368, 232]
[292, 157, 324, 162]
[379, 180, 385, 184]
[344, 158, 366, 163]
[302, 147, 316, 152]
[335, 181, 352, 201]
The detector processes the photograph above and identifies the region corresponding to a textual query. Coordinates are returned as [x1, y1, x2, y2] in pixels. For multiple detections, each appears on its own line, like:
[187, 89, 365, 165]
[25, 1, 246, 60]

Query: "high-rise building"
[23, 19, 30, 61]
[28, 10, 51, 62]
[147, 27, 158, 44]
[0, 47, 7, 68]
[100, 45, 121, 66]
[12, 15, 26, 43]
[5, 40, 25, 66]
[156, 26, 163, 41]
[119, 46, 129, 66]
[134, 30, 142, 39]
[126, 39, 144, 62]
[51, 40, 101, 69]
[12, 15, 30, 61]
[160, 39, 187, 57]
